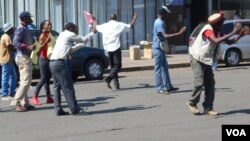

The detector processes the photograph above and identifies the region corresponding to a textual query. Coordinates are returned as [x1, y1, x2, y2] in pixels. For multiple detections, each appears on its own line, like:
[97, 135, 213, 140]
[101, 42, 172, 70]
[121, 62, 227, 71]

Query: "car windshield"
[222, 21, 250, 34]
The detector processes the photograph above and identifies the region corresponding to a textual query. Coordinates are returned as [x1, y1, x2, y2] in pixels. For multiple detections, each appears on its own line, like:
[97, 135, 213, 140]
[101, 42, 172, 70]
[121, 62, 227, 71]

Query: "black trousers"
[106, 48, 122, 89]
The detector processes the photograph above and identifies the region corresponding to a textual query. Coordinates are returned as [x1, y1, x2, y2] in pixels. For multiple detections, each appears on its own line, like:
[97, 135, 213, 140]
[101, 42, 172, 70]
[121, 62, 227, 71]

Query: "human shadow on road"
[214, 87, 234, 93]
[117, 83, 155, 91]
[171, 87, 233, 94]
[219, 108, 250, 116]
[77, 96, 116, 107]
[79, 105, 160, 116]
[73, 76, 127, 85]
[217, 66, 248, 71]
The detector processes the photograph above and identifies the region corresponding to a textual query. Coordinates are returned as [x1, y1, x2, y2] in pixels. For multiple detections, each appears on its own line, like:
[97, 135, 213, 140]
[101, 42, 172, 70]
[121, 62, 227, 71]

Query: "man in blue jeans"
[152, 6, 186, 95]
[0, 23, 17, 100]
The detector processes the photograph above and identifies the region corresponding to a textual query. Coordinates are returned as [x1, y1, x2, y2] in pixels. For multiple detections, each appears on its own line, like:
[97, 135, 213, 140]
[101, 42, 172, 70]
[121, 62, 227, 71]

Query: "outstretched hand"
[233, 25, 250, 43]
[232, 22, 242, 34]
[240, 26, 250, 36]
[179, 26, 186, 34]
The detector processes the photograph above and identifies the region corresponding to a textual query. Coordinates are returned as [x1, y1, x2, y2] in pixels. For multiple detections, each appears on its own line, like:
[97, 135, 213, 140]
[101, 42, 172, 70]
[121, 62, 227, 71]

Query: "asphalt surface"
[1, 65, 250, 141]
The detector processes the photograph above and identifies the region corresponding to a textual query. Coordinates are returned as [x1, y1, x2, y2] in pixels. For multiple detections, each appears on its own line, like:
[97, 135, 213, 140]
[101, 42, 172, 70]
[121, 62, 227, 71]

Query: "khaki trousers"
[10, 55, 32, 107]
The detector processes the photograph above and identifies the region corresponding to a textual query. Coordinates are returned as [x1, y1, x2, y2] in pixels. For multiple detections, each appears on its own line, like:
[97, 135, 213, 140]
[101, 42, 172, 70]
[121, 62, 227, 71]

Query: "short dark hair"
[110, 14, 117, 20]
[64, 22, 76, 31]
[159, 8, 167, 16]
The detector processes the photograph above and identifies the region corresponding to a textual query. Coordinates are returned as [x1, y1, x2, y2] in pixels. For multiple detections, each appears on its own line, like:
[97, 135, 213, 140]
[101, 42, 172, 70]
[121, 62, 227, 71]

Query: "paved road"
[0, 66, 250, 141]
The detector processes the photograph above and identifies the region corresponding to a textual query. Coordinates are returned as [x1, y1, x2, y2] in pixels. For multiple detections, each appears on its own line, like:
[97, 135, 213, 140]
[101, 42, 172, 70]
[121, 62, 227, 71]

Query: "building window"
[50, 0, 63, 32]
[120, 0, 133, 49]
[37, 0, 50, 26]
[0, 0, 4, 27]
[134, 0, 146, 46]
[64, 0, 77, 24]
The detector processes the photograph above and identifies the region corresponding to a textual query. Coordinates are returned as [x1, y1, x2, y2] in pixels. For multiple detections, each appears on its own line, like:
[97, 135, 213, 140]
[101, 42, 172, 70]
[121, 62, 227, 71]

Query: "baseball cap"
[19, 11, 32, 19]
[2, 23, 13, 33]
[162, 5, 171, 14]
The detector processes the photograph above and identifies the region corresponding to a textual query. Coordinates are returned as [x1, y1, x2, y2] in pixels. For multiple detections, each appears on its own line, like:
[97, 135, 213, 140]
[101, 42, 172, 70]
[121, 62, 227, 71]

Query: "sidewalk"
[121, 50, 190, 72]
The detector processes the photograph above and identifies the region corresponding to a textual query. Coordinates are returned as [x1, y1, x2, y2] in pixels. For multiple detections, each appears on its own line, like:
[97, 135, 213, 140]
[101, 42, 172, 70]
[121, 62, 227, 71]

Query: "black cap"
[19, 11, 32, 19]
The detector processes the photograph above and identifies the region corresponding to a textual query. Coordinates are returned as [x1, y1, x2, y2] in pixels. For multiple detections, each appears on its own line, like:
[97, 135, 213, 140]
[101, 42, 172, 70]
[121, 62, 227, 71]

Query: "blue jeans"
[1, 62, 17, 97]
[152, 48, 173, 91]
[49, 60, 80, 113]
[34, 57, 51, 97]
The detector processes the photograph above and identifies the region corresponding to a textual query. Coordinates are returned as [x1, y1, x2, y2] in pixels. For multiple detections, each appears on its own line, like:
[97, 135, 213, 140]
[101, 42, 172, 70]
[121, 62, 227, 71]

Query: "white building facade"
[0, 0, 185, 49]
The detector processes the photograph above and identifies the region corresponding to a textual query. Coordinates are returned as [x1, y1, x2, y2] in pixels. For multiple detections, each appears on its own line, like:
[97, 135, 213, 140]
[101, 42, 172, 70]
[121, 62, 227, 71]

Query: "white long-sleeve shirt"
[96, 20, 131, 52]
[50, 30, 94, 60]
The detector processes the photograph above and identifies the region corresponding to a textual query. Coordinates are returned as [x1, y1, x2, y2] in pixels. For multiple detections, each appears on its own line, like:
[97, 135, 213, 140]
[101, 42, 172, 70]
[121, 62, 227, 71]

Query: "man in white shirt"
[95, 14, 137, 89]
[49, 22, 95, 116]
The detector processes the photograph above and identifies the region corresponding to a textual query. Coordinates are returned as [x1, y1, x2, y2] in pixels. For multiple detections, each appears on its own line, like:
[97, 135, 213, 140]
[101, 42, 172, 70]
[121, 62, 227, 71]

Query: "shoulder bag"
[156, 35, 169, 53]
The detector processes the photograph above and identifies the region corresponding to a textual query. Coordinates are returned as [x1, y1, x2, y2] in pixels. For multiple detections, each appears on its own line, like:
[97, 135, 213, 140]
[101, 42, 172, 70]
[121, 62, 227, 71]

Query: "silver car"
[219, 19, 250, 66]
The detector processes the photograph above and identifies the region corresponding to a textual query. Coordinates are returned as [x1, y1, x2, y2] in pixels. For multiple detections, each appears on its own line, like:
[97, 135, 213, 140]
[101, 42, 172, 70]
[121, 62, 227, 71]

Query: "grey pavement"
[1, 66, 250, 141]
[120, 46, 190, 72]
[121, 52, 190, 72]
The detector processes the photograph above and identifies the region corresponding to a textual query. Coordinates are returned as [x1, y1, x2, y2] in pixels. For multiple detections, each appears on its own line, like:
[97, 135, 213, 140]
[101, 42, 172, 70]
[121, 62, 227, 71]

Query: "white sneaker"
[2, 97, 10, 101]
[8, 96, 14, 100]
[186, 102, 200, 115]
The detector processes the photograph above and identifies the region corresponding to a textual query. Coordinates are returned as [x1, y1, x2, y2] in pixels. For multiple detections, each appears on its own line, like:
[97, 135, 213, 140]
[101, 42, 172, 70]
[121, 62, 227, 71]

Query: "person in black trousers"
[94, 14, 137, 89]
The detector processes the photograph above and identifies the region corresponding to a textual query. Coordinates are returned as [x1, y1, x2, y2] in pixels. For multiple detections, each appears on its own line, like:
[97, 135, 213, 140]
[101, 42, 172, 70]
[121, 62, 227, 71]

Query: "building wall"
[0, 0, 186, 49]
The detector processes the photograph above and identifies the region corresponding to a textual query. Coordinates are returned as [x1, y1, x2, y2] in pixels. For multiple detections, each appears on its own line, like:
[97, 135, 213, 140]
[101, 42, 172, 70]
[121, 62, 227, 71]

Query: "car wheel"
[84, 59, 104, 80]
[224, 49, 241, 67]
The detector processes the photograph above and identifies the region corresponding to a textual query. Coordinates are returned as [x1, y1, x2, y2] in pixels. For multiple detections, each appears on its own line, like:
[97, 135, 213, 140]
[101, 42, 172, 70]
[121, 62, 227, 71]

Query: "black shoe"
[72, 107, 88, 115]
[56, 110, 70, 116]
[104, 77, 112, 89]
[26, 105, 36, 111]
[167, 87, 179, 92]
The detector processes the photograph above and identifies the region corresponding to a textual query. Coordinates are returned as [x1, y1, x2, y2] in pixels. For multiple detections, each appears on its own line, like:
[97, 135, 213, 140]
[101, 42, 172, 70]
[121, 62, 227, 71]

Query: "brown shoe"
[204, 110, 218, 116]
[186, 102, 200, 115]
[16, 105, 27, 112]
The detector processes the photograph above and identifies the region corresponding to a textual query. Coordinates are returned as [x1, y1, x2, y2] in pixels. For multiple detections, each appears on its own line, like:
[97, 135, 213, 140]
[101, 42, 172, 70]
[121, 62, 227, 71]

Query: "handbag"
[159, 41, 169, 53]
[156, 34, 169, 53]
[47, 33, 56, 59]
[30, 41, 40, 64]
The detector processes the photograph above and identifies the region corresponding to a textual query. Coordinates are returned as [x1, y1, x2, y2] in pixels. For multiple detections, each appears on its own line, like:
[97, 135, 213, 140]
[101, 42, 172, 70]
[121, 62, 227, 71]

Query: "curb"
[105, 63, 191, 73]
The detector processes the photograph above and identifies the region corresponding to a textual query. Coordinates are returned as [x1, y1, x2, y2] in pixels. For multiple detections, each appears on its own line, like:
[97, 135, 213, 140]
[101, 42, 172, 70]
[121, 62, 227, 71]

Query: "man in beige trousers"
[10, 11, 36, 112]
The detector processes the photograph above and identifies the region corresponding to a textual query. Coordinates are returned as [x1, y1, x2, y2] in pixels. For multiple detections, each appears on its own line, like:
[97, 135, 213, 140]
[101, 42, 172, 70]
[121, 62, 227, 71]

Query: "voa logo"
[226, 129, 246, 136]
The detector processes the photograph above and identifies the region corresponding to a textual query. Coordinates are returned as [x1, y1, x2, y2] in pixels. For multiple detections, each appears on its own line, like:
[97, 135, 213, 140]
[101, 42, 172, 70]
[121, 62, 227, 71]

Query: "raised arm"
[130, 13, 137, 28]
[162, 26, 186, 39]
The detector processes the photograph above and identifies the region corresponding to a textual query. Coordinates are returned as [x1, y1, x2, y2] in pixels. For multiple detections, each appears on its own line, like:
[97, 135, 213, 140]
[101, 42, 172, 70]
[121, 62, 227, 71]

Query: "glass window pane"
[78, 0, 91, 35]
[50, 0, 63, 32]
[134, 0, 145, 45]
[0, 0, 4, 27]
[24, 0, 36, 26]
[64, 0, 77, 23]
[5, 0, 15, 26]
[106, 0, 118, 19]
[92, 0, 107, 48]
[146, 0, 155, 41]
[120, 0, 133, 49]
[37, 0, 50, 26]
